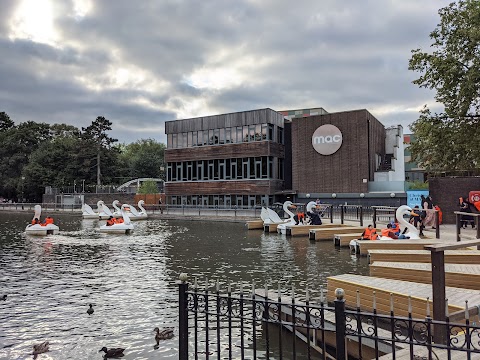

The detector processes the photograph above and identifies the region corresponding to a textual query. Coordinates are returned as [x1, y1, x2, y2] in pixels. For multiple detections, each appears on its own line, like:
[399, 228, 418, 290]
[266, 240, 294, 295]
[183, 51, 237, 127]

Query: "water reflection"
[0, 213, 368, 359]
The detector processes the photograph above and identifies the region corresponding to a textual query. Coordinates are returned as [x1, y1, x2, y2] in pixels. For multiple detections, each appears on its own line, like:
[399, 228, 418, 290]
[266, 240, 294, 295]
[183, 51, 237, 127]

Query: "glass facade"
[168, 194, 274, 208]
[167, 157, 284, 182]
[167, 124, 283, 149]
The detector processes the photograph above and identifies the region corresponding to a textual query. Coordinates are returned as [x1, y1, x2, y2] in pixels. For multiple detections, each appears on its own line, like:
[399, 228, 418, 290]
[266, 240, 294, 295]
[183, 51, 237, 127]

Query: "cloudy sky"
[1, 0, 449, 143]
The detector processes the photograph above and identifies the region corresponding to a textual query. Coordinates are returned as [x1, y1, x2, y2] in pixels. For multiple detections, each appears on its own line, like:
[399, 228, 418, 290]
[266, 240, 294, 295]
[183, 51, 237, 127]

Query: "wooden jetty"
[368, 249, 480, 264]
[246, 220, 264, 230]
[333, 229, 379, 247]
[352, 239, 440, 255]
[285, 223, 348, 237]
[264, 222, 282, 233]
[255, 290, 404, 359]
[309, 226, 365, 241]
[370, 261, 480, 291]
[327, 274, 480, 319]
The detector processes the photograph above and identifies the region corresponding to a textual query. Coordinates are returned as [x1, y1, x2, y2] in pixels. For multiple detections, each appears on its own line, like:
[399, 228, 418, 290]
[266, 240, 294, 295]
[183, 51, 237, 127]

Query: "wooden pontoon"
[246, 220, 264, 230]
[327, 274, 480, 320]
[370, 261, 480, 291]
[368, 249, 480, 264]
[285, 223, 348, 237]
[353, 239, 440, 255]
[309, 226, 365, 241]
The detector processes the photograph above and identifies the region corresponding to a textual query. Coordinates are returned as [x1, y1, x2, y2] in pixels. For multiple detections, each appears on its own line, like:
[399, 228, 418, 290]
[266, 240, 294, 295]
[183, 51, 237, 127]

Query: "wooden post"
[456, 213, 461, 242]
[477, 216, 480, 239]
[431, 250, 447, 344]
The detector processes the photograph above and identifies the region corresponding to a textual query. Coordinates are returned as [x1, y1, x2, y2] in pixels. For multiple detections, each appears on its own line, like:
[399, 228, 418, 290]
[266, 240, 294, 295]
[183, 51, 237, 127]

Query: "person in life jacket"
[381, 223, 410, 239]
[474, 201, 480, 213]
[115, 217, 124, 224]
[41, 216, 54, 226]
[361, 224, 378, 240]
[31, 218, 40, 225]
[106, 216, 115, 226]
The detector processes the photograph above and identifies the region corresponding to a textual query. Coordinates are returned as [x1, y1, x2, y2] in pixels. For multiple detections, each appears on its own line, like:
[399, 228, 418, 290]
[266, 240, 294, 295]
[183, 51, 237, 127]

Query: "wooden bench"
[370, 261, 480, 291]
[368, 249, 480, 264]
[309, 226, 365, 241]
[327, 274, 480, 319]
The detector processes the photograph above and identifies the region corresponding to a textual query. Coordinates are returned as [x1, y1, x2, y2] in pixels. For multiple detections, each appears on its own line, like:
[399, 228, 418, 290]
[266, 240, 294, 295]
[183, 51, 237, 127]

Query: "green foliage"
[0, 112, 14, 131]
[137, 180, 159, 194]
[406, 180, 429, 190]
[119, 139, 165, 179]
[408, 0, 480, 170]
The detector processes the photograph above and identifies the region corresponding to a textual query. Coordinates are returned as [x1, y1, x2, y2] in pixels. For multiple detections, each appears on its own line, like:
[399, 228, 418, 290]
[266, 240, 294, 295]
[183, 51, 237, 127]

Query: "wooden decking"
[309, 226, 365, 241]
[327, 274, 480, 319]
[246, 220, 264, 230]
[368, 249, 480, 264]
[370, 261, 480, 291]
[353, 239, 441, 255]
[285, 223, 347, 237]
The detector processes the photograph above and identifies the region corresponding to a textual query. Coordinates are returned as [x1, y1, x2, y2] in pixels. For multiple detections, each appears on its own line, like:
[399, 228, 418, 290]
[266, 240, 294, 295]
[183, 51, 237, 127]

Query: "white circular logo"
[311, 124, 343, 155]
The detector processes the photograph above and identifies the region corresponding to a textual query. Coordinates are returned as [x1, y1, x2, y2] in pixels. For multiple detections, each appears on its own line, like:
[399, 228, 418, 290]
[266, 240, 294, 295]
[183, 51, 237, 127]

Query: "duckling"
[87, 304, 94, 315]
[99, 347, 125, 358]
[154, 327, 174, 342]
[32, 341, 49, 359]
[1, 295, 6, 301]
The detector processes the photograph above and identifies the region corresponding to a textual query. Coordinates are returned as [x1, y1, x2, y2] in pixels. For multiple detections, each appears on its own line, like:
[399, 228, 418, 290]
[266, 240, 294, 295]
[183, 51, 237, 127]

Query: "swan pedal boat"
[25, 205, 59, 236]
[82, 201, 102, 219]
[277, 201, 317, 235]
[99, 204, 134, 234]
[98, 200, 116, 220]
[122, 200, 148, 221]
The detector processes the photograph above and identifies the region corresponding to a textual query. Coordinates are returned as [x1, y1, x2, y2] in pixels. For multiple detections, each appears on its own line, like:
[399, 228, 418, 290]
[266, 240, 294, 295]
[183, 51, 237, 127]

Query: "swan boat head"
[395, 205, 421, 239]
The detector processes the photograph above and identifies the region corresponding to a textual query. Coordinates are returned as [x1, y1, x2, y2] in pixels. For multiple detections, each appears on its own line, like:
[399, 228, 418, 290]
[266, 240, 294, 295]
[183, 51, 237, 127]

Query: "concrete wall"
[429, 177, 480, 224]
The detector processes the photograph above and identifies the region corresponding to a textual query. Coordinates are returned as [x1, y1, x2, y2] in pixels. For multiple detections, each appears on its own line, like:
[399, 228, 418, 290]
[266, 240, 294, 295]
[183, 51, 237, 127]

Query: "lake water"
[0, 212, 368, 359]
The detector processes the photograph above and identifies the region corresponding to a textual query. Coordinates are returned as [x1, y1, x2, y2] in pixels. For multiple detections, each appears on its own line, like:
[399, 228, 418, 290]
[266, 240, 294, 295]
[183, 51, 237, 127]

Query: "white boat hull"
[82, 213, 100, 219]
[25, 224, 60, 236]
[99, 224, 134, 234]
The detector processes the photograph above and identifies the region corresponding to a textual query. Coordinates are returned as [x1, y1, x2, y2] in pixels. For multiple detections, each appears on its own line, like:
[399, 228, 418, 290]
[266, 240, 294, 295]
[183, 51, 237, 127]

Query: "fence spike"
[426, 297, 430, 317]
[240, 282, 243, 294]
[445, 298, 449, 317]
[206, 277, 209, 291]
[278, 283, 281, 299]
[408, 295, 412, 315]
[228, 281, 231, 294]
[465, 300, 469, 320]
[252, 280, 255, 297]
[291, 284, 295, 300]
[390, 293, 394, 312]
[356, 290, 360, 309]
[194, 277, 198, 289]
[320, 285, 324, 304]
[373, 291, 377, 311]
[265, 282, 268, 299]
[216, 279, 219, 292]
[306, 284, 310, 302]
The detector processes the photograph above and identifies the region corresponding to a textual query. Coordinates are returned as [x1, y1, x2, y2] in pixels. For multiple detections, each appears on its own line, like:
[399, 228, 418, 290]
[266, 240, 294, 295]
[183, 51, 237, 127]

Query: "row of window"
[167, 123, 284, 149]
[166, 157, 284, 181]
[168, 195, 274, 207]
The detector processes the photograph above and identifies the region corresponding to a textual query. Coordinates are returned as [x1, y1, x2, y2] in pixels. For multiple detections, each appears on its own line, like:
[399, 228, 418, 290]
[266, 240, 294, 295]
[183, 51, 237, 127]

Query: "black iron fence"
[178, 276, 480, 360]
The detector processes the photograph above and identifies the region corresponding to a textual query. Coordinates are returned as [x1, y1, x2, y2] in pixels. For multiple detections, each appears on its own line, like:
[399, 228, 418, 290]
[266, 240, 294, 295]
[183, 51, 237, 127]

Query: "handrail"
[453, 211, 480, 241]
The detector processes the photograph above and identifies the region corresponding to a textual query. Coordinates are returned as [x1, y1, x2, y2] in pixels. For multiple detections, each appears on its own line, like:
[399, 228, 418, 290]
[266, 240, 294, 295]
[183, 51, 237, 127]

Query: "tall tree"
[119, 139, 165, 179]
[82, 116, 117, 186]
[408, 0, 480, 171]
[0, 112, 14, 132]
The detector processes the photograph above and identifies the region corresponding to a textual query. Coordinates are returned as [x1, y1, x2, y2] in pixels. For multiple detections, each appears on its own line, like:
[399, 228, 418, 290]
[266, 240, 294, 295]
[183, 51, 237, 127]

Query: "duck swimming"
[99, 347, 125, 358]
[154, 327, 174, 342]
[32, 341, 49, 359]
[87, 304, 94, 315]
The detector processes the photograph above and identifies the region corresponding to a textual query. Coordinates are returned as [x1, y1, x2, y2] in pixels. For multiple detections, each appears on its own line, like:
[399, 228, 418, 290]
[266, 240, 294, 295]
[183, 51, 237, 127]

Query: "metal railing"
[178, 275, 480, 360]
[454, 211, 480, 241]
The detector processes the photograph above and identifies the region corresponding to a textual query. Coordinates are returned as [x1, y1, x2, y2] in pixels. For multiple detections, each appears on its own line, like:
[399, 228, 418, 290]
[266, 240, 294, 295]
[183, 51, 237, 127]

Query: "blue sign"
[407, 190, 429, 209]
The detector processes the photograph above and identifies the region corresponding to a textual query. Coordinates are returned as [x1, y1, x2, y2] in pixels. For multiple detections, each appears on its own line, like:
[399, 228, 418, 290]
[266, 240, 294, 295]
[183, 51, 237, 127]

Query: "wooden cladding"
[165, 108, 285, 133]
[291, 109, 385, 193]
[165, 142, 285, 162]
[165, 180, 284, 195]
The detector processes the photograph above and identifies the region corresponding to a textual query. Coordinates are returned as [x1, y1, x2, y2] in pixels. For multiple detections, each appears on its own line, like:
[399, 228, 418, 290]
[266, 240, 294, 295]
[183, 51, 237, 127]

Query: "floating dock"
[352, 239, 440, 255]
[285, 223, 348, 237]
[368, 249, 480, 264]
[327, 274, 480, 319]
[309, 226, 365, 241]
[333, 230, 379, 247]
[370, 261, 480, 291]
[246, 220, 264, 230]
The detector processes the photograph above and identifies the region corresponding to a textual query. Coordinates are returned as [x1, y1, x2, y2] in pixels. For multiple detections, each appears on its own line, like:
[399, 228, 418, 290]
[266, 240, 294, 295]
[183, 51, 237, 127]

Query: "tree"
[0, 112, 14, 132]
[137, 180, 159, 194]
[119, 139, 165, 179]
[82, 116, 118, 186]
[408, 0, 480, 171]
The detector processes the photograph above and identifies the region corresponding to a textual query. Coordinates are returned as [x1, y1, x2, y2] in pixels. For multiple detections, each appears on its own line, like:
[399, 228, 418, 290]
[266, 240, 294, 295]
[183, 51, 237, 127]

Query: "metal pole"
[340, 205, 344, 224]
[456, 213, 461, 242]
[435, 210, 440, 239]
[178, 274, 189, 360]
[360, 206, 364, 227]
[330, 205, 333, 224]
[431, 251, 447, 344]
[334, 288, 346, 360]
[373, 208, 377, 229]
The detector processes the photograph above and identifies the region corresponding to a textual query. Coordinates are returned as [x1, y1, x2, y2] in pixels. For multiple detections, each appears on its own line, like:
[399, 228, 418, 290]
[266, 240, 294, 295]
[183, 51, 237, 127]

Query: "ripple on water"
[0, 214, 368, 359]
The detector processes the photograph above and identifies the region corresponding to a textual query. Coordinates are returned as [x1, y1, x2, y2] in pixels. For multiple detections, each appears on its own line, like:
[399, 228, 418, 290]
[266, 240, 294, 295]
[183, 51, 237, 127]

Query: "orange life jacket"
[435, 205, 443, 224]
[31, 219, 38, 225]
[381, 228, 392, 238]
[106, 218, 115, 226]
[115, 218, 124, 224]
[362, 228, 377, 240]
[45, 217, 54, 224]
[474, 202, 480, 212]
[298, 212, 305, 220]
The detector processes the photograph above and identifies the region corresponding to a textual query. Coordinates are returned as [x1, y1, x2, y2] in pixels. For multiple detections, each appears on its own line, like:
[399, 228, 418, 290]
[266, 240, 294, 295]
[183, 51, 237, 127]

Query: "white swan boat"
[112, 200, 122, 217]
[123, 200, 148, 221]
[263, 205, 288, 226]
[99, 204, 134, 234]
[25, 205, 59, 236]
[82, 201, 102, 219]
[277, 201, 317, 235]
[98, 200, 115, 220]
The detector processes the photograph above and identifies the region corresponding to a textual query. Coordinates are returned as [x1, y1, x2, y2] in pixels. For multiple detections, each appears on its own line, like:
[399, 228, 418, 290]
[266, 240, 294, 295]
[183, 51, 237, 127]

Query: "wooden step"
[368, 249, 480, 264]
[370, 262, 480, 291]
[246, 220, 264, 230]
[327, 274, 480, 320]
[309, 226, 365, 241]
[285, 223, 348, 237]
